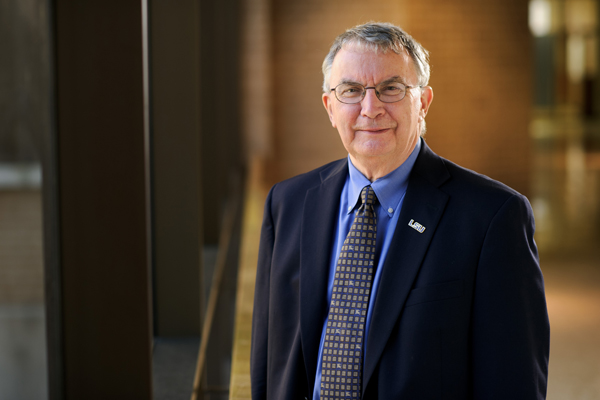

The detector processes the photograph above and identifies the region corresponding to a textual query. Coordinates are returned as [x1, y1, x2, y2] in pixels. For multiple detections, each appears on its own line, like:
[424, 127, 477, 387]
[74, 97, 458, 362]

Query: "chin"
[354, 143, 395, 158]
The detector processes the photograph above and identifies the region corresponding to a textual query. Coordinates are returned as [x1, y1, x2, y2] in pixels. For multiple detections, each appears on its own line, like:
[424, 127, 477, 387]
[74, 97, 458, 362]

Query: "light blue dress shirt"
[312, 139, 421, 400]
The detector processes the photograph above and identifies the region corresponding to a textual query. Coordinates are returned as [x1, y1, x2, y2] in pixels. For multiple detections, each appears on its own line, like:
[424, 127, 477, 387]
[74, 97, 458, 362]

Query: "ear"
[322, 92, 337, 128]
[419, 86, 434, 121]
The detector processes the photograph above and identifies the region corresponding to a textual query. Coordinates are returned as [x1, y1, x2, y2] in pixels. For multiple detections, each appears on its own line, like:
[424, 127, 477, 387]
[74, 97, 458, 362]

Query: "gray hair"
[322, 22, 431, 93]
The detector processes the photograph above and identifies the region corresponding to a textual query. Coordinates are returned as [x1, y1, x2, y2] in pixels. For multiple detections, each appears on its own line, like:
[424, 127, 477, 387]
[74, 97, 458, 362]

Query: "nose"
[360, 87, 385, 119]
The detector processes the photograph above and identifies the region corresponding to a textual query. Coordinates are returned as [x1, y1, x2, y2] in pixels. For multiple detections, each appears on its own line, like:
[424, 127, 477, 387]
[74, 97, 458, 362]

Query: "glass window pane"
[0, 0, 50, 398]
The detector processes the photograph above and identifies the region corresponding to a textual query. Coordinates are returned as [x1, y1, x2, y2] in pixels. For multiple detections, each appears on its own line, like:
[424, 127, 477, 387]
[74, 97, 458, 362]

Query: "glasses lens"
[376, 82, 406, 103]
[334, 82, 409, 103]
[335, 84, 364, 104]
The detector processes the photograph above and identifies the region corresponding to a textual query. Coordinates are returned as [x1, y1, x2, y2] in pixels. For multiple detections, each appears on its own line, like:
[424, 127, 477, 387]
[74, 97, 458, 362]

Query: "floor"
[152, 337, 200, 400]
[0, 304, 47, 400]
[544, 256, 600, 399]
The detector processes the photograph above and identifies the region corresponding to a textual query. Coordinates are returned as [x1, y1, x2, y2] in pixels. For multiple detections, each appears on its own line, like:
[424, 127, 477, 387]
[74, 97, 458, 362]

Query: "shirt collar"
[346, 138, 421, 218]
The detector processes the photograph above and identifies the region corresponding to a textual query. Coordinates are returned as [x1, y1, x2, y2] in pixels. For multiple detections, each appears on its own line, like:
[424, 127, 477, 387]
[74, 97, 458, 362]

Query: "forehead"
[330, 44, 417, 85]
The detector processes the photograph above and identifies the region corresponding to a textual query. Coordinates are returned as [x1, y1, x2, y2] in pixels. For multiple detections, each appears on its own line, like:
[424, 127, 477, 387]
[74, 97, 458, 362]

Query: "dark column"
[49, 1, 152, 398]
[199, 0, 243, 245]
[150, 0, 203, 338]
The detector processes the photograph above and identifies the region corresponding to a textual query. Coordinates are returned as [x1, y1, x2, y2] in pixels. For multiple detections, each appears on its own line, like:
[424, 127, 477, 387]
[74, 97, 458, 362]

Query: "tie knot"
[360, 186, 376, 206]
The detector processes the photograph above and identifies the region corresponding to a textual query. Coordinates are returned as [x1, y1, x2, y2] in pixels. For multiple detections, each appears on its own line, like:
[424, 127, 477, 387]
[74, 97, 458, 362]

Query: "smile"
[355, 128, 392, 133]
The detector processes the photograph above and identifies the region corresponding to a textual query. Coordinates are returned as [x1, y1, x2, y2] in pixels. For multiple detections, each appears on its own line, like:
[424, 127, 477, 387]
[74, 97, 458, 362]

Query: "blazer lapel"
[362, 142, 451, 394]
[300, 159, 348, 390]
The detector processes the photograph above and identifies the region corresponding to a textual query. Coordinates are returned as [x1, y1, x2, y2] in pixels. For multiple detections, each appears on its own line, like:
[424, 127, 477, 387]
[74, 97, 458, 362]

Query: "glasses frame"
[330, 82, 423, 104]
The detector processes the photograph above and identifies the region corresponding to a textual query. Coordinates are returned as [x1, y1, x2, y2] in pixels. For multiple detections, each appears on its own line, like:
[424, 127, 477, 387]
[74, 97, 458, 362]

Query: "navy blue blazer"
[251, 141, 550, 399]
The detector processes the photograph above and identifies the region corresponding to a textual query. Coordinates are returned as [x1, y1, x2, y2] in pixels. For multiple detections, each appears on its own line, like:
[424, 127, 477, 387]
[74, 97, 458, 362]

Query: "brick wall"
[250, 0, 533, 195]
[405, 0, 533, 195]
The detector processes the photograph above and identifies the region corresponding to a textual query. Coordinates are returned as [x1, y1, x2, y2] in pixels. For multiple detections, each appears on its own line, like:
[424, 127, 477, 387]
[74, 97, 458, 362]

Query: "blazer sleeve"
[471, 193, 550, 399]
[251, 186, 275, 400]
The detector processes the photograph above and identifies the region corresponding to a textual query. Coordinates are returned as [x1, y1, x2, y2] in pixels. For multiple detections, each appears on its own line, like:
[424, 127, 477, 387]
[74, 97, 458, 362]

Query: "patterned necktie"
[320, 185, 377, 400]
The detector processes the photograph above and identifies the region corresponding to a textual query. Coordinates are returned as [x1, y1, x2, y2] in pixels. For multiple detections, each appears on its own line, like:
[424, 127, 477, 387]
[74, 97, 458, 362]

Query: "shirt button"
[348, 206, 352, 212]
[388, 207, 394, 213]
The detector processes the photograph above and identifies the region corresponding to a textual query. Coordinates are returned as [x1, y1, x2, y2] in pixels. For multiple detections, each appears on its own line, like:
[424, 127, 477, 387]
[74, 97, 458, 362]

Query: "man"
[251, 22, 549, 399]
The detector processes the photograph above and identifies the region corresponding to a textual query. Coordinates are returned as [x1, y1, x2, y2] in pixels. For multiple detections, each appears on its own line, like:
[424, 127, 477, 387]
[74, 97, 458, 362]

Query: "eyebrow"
[337, 76, 406, 86]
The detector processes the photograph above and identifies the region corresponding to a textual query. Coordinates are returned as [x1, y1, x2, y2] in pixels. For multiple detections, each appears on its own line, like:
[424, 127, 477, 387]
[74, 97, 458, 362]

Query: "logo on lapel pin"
[408, 219, 426, 233]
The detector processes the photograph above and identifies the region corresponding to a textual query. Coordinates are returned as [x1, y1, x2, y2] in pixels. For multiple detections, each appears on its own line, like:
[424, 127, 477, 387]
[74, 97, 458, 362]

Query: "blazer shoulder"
[416, 141, 524, 204]
[269, 158, 347, 203]
[437, 157, 531, 219]
[445, 159, 519, 195]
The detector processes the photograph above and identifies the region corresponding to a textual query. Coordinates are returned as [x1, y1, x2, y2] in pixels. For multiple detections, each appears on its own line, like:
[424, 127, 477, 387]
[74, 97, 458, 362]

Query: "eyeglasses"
[330, 81, 422, 104]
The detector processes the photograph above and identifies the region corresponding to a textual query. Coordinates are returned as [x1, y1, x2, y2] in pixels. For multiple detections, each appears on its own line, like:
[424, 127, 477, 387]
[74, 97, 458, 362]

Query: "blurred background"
[0, 0, 598, 399]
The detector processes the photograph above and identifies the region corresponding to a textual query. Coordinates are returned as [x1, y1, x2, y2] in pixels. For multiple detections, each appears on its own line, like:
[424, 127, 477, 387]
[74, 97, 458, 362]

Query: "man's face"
[323, 45, 433, 174]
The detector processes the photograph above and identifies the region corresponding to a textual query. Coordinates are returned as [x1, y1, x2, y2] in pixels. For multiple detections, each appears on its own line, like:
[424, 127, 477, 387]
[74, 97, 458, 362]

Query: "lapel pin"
[408, 219, 426, 233]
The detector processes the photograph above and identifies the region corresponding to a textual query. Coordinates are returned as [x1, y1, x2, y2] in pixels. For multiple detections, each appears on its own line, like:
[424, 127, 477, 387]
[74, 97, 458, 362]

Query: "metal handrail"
[191, 190, 242, 400]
